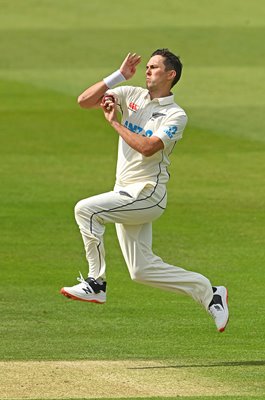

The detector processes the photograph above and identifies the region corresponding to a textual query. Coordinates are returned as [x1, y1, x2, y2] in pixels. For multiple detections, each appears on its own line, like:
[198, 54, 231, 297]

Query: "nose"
[146, 67, 151, 76]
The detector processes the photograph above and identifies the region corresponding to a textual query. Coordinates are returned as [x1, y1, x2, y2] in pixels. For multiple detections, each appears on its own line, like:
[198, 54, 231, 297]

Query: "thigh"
[78, 187, 165, 226]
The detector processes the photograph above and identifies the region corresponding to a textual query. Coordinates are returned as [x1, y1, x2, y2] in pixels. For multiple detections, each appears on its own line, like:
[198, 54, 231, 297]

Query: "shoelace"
[76, 272, 101, 295]
[77, 272, 88, 285]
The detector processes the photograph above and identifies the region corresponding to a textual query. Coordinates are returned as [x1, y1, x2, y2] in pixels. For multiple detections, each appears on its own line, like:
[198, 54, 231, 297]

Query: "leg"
[61, 190, 135, 302]
[115, 222, 214, 310]
[61, 186, 166, 302]
[74, 195, 107, 280]
[74, 187, 166, 280]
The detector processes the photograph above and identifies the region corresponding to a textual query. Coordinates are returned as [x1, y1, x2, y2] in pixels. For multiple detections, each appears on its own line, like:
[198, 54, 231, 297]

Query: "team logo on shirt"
[128, 102, 139, 112]
[150, 112, 166, 120]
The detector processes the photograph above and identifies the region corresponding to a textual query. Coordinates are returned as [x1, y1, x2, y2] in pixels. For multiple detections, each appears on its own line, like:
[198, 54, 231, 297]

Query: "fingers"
[120, 52, 141, 79]
[125, 52, 141, 66]
[101, 94, 116, 111]
[100, 94, 118, 123]
[106, 101, 114, 111]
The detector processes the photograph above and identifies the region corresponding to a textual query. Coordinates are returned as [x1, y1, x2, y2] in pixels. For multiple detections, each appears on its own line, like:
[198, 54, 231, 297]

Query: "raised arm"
[77, 53, 141, 109]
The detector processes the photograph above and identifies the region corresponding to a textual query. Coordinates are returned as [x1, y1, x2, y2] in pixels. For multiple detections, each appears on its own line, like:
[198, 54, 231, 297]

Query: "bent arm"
[77, 81, 108, 109]
[77, 53, 141, 109]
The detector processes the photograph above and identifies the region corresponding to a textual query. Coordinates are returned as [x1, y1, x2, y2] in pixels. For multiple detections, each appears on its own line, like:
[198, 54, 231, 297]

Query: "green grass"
[0, 0, 265, 399]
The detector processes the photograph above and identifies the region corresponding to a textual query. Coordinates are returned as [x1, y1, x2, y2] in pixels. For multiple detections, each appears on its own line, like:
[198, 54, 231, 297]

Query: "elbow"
[141, 140, 164, 157]
[77, 95, 88, 108]
[141, 146, 156, 157]
[77, 93, 96, 108]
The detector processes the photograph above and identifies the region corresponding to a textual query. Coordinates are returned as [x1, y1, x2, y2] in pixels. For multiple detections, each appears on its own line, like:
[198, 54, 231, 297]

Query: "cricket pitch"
[0, 360, 238, 399]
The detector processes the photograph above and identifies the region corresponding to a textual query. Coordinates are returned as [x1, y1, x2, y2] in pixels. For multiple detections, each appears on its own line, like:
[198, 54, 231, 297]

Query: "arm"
[77, 53, 141, 109]
[100, 97, 164, 157]
[77, 81, 109, 109]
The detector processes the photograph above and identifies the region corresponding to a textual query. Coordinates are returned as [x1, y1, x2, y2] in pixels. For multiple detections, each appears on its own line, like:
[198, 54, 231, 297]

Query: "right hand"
[100, 94, 117, 123]
[120, 52, 141, 80]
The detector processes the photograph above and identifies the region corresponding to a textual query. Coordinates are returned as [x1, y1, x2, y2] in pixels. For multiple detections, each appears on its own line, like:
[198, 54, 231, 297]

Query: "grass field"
[0, 1, 265, 399]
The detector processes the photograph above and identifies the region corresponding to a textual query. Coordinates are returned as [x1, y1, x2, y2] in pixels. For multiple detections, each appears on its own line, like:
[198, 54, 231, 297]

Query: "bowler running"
[60, 49, 229, 332]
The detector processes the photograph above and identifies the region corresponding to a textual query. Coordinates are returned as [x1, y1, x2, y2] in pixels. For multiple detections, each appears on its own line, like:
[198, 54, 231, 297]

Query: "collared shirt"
[107, 86, 188, 198]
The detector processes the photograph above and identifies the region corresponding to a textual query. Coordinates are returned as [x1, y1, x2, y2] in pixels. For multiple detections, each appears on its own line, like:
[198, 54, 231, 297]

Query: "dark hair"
[151, 48, 182, 87]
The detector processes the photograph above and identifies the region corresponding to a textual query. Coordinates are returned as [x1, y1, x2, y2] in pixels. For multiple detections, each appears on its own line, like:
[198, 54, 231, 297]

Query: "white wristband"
[103, 70, 126, 88]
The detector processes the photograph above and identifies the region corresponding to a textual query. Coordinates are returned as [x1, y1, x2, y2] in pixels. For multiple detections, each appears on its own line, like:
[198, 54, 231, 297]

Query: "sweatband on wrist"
[103, 70, 126, 88]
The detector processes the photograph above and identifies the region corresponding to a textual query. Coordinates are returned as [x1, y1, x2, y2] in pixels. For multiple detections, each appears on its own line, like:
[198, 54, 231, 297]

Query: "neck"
[149, 87, 172, 100]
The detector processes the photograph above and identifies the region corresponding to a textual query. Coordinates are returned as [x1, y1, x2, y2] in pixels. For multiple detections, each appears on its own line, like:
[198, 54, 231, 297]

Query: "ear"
[167, 70, 176, 82]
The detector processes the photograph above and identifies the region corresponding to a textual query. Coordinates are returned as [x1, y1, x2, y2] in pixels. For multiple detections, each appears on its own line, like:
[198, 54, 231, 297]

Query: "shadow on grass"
[128, 360, 265, 369]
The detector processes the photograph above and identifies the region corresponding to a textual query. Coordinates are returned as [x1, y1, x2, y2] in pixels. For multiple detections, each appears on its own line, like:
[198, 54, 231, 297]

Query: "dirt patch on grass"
[1, 360, 235, 399]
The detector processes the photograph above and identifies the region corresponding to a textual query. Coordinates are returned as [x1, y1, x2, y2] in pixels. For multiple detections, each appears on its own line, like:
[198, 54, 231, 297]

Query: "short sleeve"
[154, 113, 188, 148]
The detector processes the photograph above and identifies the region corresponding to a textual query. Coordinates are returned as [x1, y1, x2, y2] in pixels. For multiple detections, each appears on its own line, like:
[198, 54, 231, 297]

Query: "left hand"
[120, 53, 141, 80]
[100, 94, 117, 123]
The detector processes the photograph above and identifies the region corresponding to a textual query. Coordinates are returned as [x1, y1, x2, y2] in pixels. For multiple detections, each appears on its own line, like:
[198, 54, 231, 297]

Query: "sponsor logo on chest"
[124, 120, 153, 137]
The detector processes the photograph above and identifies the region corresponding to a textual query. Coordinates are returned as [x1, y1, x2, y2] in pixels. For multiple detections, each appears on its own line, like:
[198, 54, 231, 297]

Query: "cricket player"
[60, 49, 229, 332]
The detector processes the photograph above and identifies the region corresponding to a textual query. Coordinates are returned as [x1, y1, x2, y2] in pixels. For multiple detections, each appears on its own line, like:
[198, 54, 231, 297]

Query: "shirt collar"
[157, 94, 175, 105]
[144, 90, 175, 105]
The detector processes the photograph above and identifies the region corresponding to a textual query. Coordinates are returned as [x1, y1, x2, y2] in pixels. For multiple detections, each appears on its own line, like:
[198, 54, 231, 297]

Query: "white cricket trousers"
[74, 184, 213, 310]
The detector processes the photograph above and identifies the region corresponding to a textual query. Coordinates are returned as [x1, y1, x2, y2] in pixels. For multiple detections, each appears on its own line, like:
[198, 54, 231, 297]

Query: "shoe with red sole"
[208, 286, 229, 332]
[60, 273, 106, 304]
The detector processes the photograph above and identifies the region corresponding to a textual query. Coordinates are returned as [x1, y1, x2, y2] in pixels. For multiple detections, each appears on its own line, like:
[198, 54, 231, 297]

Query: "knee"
[74, 200, 84, 219]
[74, 199, 92, 221]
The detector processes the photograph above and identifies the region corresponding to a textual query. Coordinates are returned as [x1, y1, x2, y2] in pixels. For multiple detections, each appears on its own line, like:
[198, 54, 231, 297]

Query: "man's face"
[145, 55, 173, 91]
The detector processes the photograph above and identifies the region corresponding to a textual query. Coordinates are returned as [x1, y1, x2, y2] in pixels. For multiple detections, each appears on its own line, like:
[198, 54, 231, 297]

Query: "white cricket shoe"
[208, 286, 229, 332]
[60, 273, 106, 304]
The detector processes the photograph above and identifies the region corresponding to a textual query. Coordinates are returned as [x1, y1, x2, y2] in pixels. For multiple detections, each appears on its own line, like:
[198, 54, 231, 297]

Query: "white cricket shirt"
[107, 86, 188, 198]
